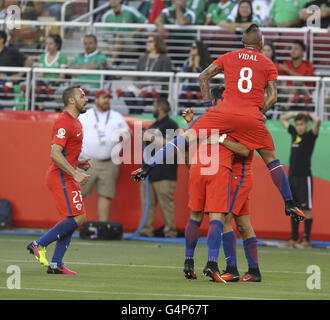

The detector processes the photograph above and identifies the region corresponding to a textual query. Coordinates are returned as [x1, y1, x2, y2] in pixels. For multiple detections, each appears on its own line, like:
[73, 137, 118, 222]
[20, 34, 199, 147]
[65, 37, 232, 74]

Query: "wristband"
[218, 133, 227, 144]
[204, 101, 212, 107]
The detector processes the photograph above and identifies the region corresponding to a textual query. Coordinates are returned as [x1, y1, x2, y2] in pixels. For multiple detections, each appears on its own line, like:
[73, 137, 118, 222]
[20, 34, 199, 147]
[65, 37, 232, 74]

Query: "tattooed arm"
[263, 80, 277, 114]
[198, 64, 223, 103]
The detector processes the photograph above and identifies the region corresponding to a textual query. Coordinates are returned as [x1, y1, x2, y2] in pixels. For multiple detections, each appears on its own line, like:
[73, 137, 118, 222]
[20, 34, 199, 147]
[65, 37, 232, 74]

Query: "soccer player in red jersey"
[27, 86, 91, 275]
[131, 24, 304, 223]
[182, 87, 260, 283]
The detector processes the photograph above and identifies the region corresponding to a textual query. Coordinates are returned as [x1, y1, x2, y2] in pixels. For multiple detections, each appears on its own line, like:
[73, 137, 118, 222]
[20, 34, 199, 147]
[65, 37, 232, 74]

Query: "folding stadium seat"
[312, 33, 330, 67]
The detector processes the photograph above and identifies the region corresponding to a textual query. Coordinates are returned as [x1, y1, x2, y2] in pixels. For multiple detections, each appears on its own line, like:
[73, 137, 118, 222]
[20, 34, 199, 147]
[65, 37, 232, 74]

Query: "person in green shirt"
[155, 0, 197, 35]
[205, 0, 237, 25]
[102, 0, 147, 64]
[266, 0, 308, 27]
[70, 34, 107, 89]
[39, 34, 68, 82]
[188, 0, 206, 25]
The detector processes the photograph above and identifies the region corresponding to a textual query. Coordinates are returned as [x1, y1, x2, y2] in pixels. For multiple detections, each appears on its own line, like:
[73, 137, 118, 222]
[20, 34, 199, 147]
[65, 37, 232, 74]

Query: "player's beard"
[76, 100, 87, 114]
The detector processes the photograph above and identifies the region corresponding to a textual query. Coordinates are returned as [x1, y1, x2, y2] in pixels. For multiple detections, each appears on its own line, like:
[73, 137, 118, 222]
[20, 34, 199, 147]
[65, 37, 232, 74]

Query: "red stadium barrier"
[1, 111, 330, 240]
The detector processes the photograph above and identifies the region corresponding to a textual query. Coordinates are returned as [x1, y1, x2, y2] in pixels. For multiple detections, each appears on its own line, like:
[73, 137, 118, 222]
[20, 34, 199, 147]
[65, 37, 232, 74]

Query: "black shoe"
[130, 164, 152, 182]
[183, 259, 197, 280]
[285, 200, 305, 222]
[203, 261, 226, 283]
[220, 268, 240, 282]
[239, 272, 262, 282]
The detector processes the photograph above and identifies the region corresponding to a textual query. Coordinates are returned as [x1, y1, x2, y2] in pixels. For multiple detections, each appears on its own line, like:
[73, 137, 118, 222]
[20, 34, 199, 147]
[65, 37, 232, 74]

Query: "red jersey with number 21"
[213, 47, 278, 118]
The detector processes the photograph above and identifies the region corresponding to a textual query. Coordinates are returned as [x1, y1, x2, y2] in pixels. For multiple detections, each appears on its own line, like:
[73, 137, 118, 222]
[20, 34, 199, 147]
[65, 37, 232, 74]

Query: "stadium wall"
[1, 111, 330, 241]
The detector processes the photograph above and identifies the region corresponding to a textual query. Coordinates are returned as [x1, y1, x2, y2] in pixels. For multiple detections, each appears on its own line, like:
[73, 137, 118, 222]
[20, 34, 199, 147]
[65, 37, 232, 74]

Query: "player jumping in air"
[183, 87, 261, 283]
[131, 24, 304, 223]
[27, 86, 91, 275]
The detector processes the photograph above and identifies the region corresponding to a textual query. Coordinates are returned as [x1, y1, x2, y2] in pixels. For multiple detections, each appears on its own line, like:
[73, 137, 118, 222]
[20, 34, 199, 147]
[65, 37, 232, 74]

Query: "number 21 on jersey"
[238, 67, 253, 93]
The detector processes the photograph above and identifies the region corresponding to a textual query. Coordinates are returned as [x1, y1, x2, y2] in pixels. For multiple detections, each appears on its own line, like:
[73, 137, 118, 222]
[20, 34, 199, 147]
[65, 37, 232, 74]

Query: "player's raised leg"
[258, 148, 305, 222]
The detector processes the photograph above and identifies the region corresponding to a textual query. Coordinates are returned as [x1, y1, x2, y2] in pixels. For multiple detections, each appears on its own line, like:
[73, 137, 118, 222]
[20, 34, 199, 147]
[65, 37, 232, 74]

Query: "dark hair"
[295, 114, 309, 123]
[211, 86, 225, 101]
[62, 85, 81, 105]
[293, 40, 306, 52]
[263, 42, 277, 62]
[0, 30, 7, 44]
[150, 35, 168, 54]
[194, 40, 212, 70]
[236, 0, 253, 23]
[47, 34, 62, 50]
[84, 34, 97, 44]
[155, 98, 170, 113]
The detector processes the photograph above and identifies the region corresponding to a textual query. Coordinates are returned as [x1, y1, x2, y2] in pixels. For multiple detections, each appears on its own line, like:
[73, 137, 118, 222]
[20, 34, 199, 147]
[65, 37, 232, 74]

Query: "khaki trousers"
[140, 180, 177, 238]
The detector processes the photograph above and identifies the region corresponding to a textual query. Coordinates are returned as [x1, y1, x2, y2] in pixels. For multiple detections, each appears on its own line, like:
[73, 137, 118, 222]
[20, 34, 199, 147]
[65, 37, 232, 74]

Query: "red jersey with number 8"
[213, 47, 277, 117]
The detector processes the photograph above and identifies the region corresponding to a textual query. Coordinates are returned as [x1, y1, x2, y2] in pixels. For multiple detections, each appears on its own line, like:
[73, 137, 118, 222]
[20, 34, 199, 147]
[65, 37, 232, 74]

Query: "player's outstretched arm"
[263, 80, 277, 115]
[50, 144, 90, 185]
[199, 64, 223, 106]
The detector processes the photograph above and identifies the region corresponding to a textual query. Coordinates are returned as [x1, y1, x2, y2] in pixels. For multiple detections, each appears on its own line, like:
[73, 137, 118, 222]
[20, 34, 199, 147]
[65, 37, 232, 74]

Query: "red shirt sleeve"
[267, 61, 278, 81]
[212, 54, 225, 69]
[51, 117, 71, 148]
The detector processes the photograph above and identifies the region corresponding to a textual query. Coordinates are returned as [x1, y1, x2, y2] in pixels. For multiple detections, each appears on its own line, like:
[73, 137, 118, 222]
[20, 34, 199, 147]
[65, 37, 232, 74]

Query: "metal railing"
[1, 67, 329, 119]
[30, 68, 175, 113]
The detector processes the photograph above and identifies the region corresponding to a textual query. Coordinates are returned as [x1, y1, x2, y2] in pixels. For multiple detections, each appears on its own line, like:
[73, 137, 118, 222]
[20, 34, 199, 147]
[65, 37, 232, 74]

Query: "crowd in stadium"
[0, 0, 329, 113]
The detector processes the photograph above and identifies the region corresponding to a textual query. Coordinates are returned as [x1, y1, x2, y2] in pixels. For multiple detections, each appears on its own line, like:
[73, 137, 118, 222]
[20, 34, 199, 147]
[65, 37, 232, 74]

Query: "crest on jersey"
[76, 203, 82, 211]
[56, 128, 66, 139]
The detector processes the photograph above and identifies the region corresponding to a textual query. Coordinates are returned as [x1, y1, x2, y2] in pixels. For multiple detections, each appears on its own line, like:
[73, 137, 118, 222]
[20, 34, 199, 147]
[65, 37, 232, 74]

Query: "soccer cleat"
[285, 201, 305, 222]
[183, 259, 197, 280]
[130, 164, 152, 182]
[47, 263, 77, 275]
[27, 242, 49, 267]
[203, 261, 226, 284]
[221, 270, 240, 282]
[239, 272, 262, 282]
[294, 239, 312, 248]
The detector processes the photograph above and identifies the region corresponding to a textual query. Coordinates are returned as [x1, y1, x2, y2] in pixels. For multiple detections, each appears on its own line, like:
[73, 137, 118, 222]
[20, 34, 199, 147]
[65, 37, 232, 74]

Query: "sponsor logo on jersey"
[56, 128, 66, 139]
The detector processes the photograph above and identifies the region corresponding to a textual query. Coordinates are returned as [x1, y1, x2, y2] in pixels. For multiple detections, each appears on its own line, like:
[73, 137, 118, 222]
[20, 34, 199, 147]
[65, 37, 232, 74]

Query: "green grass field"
[0, 234, 329, 300]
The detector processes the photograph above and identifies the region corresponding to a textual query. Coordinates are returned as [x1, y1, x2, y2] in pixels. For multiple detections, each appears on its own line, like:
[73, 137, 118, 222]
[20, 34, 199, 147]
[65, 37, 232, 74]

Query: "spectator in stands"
[179, 41, 212, 107]
[70, 34, 107, 89]
[0, 30, 32, 80]
[36, 34, 68, 111]
[266, 0, 308, 27]
[102, 0, 147, 64]
[188, 0, 206, 25]
[278, 111, 320, 248]
[262, 42, 279, 71]
[38, 34, 68, 83]
[155, 0, 197, 34]
[299, 0, 330, 29]
[219, 0, 262, 32]
[279, 40, 314, 109]
[42, 1, 63, 20]
[251, 0, 274, 26]
[124, 35, 172, 114]
[79, 89, 130, 222]
[205, 0, 237, 26]
[139, 98, 179, 238]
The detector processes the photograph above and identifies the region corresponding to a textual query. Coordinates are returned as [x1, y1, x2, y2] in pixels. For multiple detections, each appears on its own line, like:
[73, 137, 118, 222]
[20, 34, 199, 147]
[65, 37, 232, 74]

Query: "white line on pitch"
[0, 259, 307, 274]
